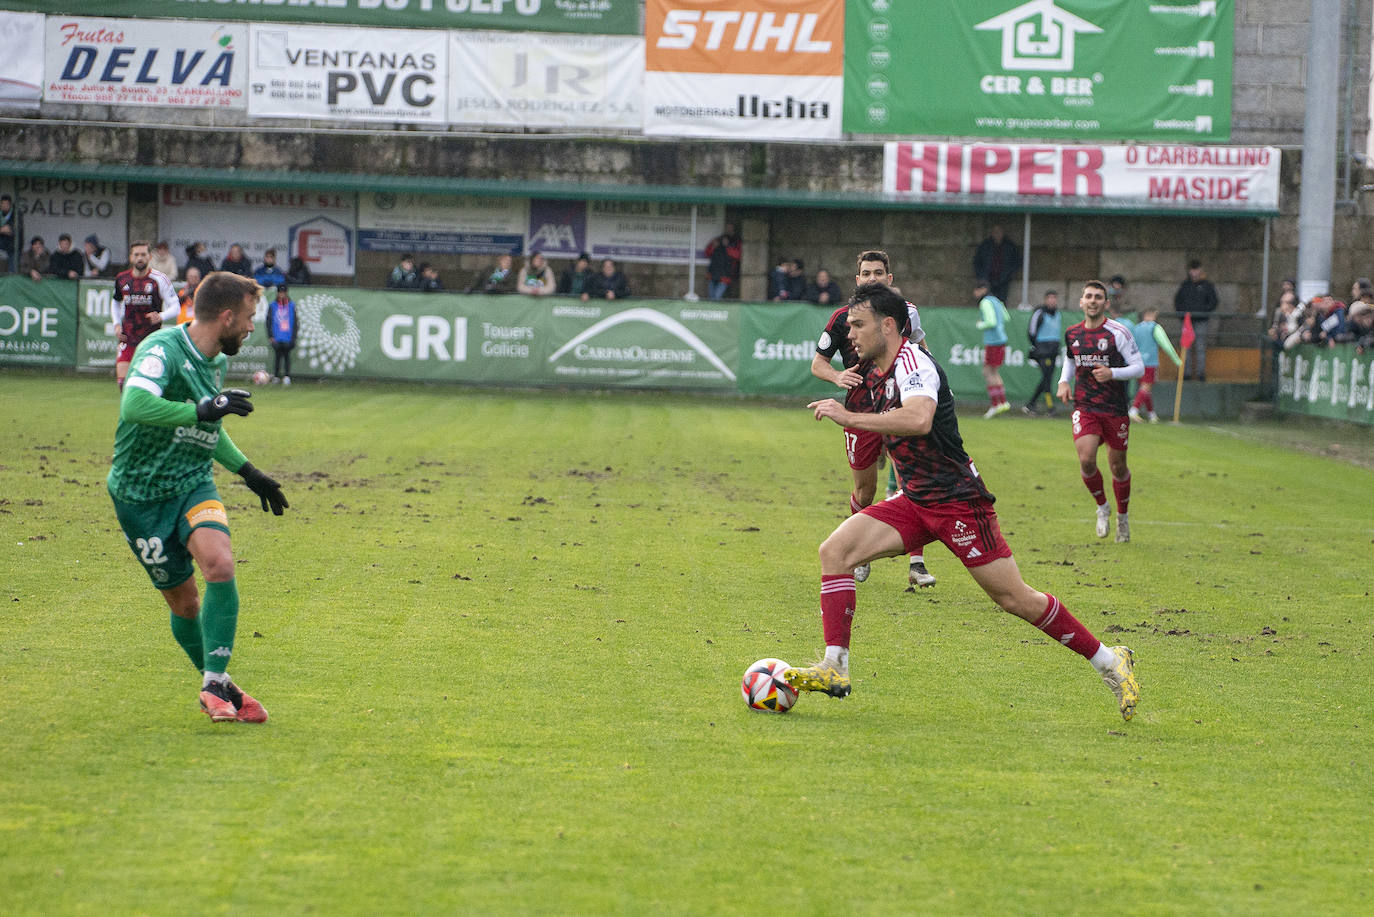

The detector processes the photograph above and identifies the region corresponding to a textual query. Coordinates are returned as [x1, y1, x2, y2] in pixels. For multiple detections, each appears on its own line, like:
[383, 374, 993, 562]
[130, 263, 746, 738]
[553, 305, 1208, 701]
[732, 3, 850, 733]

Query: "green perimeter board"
[845, 0, 1233, 141]
[1277, 344, 1374, 426]
[0, 276, 77, 367]
[0, 0, 638, 35]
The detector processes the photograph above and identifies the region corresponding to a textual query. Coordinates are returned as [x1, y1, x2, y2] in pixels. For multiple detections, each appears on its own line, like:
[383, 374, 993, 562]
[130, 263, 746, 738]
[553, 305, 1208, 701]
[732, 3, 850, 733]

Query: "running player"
[1056, 281, 1144, 542]
[810, 249, 935, 589]
[974, 279, 1011, 418]
[112, 240, 179, 391]
[788, 283, 1139, 721]
[1128, 307, 1182, 423]
[108, 271, 288, 723]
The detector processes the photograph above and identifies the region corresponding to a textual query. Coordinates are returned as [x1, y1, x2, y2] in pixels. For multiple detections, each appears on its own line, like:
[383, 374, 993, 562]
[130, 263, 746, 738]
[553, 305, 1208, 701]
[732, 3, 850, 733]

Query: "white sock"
[202, 671, 230, 688]
[910, 554, 925, 566]
[1097, 504, 1110, 516]
[1089, 643, 1118, 673]
[824, 646, 849, 671]
[1118, 512, 1129, 524]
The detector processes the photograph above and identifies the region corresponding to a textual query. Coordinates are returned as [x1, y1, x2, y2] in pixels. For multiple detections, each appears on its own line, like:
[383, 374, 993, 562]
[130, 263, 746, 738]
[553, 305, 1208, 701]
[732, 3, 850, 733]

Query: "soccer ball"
[251, 370, 270, 385]
[741, 658, 798, 713]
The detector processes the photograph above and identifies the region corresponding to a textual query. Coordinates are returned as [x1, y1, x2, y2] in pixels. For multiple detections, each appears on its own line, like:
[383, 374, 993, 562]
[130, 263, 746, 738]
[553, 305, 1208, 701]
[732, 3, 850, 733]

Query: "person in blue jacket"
[1023, 289, 1063, 415]
[267, 283, 297, 385]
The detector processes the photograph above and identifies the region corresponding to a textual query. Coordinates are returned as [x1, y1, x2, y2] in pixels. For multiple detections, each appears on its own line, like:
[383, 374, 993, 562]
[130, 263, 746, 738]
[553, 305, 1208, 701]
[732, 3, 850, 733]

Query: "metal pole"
[1258, 218, 1271, 318]
[683, 204, 700, 302]
[1020, 211, 1031, 309]
[1296, 0, 1342, 302]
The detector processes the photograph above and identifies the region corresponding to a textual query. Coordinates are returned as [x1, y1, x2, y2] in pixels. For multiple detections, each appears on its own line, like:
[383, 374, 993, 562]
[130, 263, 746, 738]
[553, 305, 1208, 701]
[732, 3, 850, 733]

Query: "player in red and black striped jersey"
[784, 283, 1140, 722]
[113, 240, 180, 391]
[1057, 281, 1144, 543]
[809, 249, 936, 588]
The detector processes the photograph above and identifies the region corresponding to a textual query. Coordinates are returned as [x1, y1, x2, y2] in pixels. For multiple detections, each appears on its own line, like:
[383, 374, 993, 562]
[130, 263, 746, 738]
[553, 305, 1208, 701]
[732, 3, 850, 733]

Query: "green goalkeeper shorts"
[110, 480, 231, 591]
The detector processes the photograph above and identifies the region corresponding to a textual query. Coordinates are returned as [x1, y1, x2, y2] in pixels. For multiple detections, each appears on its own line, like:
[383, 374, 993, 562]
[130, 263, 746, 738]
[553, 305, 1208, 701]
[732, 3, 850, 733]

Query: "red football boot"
[226, 681, 269, 724]
[199, 681, 238, 722]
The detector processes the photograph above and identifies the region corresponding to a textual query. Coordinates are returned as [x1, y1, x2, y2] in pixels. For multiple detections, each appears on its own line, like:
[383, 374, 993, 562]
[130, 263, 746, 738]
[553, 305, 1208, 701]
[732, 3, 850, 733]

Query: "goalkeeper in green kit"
[107, 271, 288, 723]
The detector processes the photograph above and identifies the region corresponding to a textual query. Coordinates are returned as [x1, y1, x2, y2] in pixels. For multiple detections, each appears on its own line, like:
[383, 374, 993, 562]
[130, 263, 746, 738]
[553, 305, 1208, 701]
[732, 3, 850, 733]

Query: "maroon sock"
[820, 575, 856, 648]
[1112, 474, 1131, 515]
[1031, 593, 1102, 660]
[1132, 389, 1146, 411]
[1081, 469, 1106, 506]
[1142, 391, 1154, 413]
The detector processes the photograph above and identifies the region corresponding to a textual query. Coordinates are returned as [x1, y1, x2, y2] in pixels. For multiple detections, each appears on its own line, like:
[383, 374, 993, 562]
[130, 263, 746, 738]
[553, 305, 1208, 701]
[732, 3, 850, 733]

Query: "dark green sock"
[200, 579, 240, 675]
[169, 611, 204, 672]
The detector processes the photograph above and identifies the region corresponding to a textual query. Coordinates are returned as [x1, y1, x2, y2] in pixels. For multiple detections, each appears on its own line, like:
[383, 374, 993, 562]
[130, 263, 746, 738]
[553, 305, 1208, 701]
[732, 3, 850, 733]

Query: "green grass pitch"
[2, 373, 1372, 914]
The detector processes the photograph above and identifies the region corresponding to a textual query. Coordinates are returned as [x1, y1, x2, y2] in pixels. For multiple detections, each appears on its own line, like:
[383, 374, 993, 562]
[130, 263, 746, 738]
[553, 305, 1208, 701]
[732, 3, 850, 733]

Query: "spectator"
[150, 240, 179, 279]
[1317, 295, 1348, 346]
[1173, 259, 1219, 380]
[286, 255, 312, 286]
[468, 253, 518, 294]
[581, 258, 629, 301]
[705, 222, 742, 301]
[19, 235, 49, 281]
[83, 234, 111, 278]
[1107, 275, 1130, 318]
[558, 253, 594, 295]
[267, 283, 297, 385]
[1345, 302, 1374, 352]
[1275, 278, 1296, 314]
[766, 258, 790, 300]
[220, 243, 252, 277]
[1295, 294, 1346, 348]
[418, 263, 443, 292]
[1023, 289, 1062, 415]
[184, 241, 216, 278]
[770, 258, 806, 301]
[254, 248, 287, 287]
[1350, 277, 1374, 309]
[47, 233, 84, 279]
[804, 268, 843, 306]
[386, 253, 421, 290]
[176, 265, 202, 325]
[0, 194, 18, 270]
[973, 223, 1020, 304]
[1268, 292, 1303, 350]
[517, 251, 556, 296]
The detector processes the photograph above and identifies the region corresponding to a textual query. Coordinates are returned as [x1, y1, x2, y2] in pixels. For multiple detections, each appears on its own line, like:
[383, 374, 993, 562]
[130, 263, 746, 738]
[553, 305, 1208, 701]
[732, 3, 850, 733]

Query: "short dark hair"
[1109, 274, 1126, 285]
[856, 250, 890, 272]
[58, 233, 71, 243]
[194, 271, 261, 320]
[848, 281, 907, 327]
[1356, 277, 1373, 298]
[129, 240, 150, 253]
[0, 194, 10, 203]
[1187, 259, 1203, 270]
[974, 277, 989, 289]
[1084, 279, 1108, 295]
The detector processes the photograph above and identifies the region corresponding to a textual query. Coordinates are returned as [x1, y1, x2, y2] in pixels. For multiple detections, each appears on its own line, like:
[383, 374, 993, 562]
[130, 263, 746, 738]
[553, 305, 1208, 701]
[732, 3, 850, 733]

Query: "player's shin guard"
[199, 578, 239, 674]
[170, 611, 204, 672]
[1031, 593, 1102, 660]
[820, 574, 856, 649]
[1081, 469, 1107, 506]
[1112, 474, 1131, 515]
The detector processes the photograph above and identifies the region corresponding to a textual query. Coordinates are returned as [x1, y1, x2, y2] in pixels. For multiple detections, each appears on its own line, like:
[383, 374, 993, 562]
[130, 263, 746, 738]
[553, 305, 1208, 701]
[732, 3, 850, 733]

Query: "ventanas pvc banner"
[0, 1, 639, 36]
[846, 0, 1233, 142]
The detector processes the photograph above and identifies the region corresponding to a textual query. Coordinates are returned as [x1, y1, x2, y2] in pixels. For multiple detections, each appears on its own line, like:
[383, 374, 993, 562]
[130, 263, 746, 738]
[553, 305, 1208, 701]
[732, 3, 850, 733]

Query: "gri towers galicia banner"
[846, 0, 1233, 141]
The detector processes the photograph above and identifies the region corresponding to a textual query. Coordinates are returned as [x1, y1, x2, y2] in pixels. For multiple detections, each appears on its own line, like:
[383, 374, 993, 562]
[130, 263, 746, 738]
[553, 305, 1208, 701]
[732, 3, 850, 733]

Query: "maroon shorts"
[1141, 367, 1157, 384]
[861, 494, 1012, 569]
[984, 345, 1006, 368]
[844, 427, 883, 471]
[1072, 409, 1130, 451]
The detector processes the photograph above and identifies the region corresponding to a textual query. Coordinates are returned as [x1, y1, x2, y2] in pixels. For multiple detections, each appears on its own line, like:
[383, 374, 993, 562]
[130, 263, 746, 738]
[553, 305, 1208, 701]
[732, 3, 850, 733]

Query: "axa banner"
[883, 142, 1280, 213]
[10, 176, 130, 256]
[358, 193, 527, 255]
[448, 31, 642, 130]
[159, 184, 356, 276]
[585, 200, 723, 263]
[644, 0, 845, 139]
[1277, 345, 1374, 426]
[0, 12, 43, 109]
[527, 198, 588, 258]
[0, 276, 77, 367]
[846, 0, 1233, 142]
[0, 1, 638, 36]
[247, 24, 446, 124]
[43, 16, 246, 108]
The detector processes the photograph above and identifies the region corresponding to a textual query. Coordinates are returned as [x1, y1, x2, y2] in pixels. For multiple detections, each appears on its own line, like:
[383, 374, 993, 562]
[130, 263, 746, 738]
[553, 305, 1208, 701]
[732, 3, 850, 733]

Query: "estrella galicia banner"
[0, 1, 638, 36]
[1277, 345, 1374, 426]
[0, 276, 77, 366]
[43, 15, 246, 108]
[846, 0, 1233, 141]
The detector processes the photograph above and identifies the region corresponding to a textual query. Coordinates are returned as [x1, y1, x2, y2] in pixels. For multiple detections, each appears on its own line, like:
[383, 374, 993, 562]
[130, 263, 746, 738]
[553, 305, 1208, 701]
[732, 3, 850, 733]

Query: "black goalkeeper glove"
[196, 389, 254, 423]
[238, 462, 288, 515]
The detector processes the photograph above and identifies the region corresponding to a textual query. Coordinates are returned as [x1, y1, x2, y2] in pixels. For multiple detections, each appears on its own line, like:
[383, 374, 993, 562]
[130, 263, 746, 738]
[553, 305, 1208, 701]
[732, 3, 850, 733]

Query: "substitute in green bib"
[108, 271, 288, 724]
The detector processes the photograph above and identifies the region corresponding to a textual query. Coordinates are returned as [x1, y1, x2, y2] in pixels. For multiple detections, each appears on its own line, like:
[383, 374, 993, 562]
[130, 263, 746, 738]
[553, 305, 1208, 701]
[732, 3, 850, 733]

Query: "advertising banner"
[644, 0, 845, 140]
[1277, 345, 1374, 426]
[883, 142, 1281, 213]
[43, 16, 246, 108]
[9, 176, 129, 256]
[846, 0, 1233, 142]
[159, 184, 356, 277]
[0, 12, 42, 109]
[448, 31, 642, 130]
[247, 24, 446, 125]
[75, 277, 116, 371]
[585, 200, 723, 263]
[0, 1, 639, 36]
[358, 193, 527, 256]
[0, 276, 77, 367]
[527, 199, 588, 259]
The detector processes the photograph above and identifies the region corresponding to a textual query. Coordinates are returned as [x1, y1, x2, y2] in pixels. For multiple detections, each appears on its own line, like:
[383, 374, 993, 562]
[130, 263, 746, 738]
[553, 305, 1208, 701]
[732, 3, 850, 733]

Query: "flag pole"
[1173, 313, 1195, 424]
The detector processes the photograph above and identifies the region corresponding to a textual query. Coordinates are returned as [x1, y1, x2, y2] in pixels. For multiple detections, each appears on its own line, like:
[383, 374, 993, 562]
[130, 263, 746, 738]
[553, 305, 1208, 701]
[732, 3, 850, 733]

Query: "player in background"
[1023, 289, 1062, 415]
[1128, 307, 1182, 423]
[974, 279, 1012, 418]
[790, 283, 1139, 720]
[108, 271, 288, 723]
[810, 250, 935, 589]
[113, 240, 179, 391]
[1056, 281, 1144, 542]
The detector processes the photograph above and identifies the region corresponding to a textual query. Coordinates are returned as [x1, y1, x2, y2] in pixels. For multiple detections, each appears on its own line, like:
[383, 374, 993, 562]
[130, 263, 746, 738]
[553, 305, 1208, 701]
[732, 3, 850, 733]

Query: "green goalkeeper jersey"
[108, 325, 244, 504]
